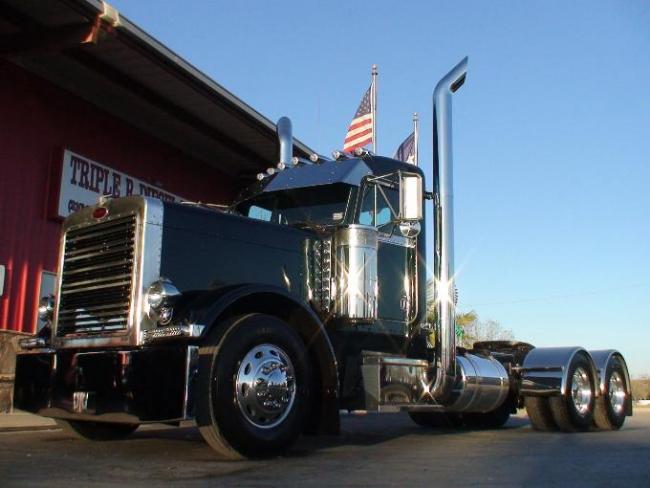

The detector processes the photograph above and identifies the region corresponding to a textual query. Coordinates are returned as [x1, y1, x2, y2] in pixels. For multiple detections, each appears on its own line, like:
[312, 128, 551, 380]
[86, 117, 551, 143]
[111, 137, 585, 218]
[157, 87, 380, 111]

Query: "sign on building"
[55, 150, 185, 218]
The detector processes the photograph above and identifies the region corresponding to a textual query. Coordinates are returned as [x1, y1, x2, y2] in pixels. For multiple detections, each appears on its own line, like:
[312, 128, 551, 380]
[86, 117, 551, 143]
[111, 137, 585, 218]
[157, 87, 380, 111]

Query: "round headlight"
[147, 279, 180, 310]
[38, 295, 55, 321]
[147, 283, 165, 310]
[146, 278, 181, 325]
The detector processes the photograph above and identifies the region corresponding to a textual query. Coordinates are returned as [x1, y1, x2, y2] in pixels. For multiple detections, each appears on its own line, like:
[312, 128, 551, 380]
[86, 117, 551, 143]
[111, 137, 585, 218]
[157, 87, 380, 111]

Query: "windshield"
[235, 184, 352, 227]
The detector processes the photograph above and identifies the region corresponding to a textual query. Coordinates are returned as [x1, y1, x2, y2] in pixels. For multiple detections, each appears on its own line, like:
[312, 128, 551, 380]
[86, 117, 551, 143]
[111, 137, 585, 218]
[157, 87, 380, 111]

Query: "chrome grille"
[57, 215, 137, 336]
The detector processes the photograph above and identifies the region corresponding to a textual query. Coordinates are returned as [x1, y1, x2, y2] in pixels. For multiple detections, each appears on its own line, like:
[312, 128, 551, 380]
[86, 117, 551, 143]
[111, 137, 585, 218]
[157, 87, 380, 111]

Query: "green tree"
[631, 376, 650, 400]
[426, 280, 514, 348]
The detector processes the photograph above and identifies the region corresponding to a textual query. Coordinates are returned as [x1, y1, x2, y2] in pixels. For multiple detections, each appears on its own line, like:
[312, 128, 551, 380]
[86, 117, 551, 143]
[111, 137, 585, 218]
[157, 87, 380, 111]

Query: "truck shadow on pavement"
[110, 412, 531, 458]
[13, 411, 648, 486]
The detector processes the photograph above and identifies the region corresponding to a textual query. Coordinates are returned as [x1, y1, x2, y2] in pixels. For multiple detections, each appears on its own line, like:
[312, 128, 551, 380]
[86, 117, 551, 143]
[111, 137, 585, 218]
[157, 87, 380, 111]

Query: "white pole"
[372, 64, 378, 154]
[413, 112, 419, 166]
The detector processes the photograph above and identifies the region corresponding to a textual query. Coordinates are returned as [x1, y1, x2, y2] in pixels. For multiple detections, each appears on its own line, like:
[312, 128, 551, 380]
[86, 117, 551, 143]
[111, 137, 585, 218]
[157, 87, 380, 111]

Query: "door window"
[359, 183, 399, 231]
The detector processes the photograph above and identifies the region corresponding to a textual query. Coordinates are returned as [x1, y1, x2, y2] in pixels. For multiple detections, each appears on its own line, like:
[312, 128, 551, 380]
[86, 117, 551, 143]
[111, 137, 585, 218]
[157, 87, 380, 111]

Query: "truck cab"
[235, 155, 426, 334]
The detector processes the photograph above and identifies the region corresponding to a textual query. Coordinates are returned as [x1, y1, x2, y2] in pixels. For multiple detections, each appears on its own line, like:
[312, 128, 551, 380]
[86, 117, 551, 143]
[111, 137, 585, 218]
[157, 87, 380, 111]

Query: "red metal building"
[0, 0, 314, 335]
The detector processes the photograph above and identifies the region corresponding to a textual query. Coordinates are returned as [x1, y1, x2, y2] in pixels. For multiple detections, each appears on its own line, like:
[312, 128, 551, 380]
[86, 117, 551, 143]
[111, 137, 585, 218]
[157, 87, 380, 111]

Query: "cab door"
[358, 179, 416, 334]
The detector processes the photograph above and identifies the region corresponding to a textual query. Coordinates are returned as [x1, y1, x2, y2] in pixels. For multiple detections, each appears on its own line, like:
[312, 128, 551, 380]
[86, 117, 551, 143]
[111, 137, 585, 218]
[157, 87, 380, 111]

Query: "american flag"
[343, 86, 373, 152]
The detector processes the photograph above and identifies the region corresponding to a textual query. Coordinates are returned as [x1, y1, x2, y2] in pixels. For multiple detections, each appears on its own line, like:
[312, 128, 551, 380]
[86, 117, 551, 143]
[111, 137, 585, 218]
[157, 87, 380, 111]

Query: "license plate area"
[72, 391, 95, 413]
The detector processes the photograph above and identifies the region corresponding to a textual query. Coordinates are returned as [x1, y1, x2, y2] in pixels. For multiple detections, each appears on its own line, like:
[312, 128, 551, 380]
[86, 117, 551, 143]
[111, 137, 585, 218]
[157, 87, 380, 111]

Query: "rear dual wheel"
[525, 351, 596, 432]
[593, 357, 628, 430]
[524, 397, 557, 431]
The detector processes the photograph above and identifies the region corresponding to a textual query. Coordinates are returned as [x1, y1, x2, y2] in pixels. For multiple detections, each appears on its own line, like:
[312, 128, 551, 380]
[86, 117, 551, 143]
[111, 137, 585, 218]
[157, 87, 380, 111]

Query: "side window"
[359, 184, 399, 230]
[248, 205, 272, 222]
[359, 186, 374, 226]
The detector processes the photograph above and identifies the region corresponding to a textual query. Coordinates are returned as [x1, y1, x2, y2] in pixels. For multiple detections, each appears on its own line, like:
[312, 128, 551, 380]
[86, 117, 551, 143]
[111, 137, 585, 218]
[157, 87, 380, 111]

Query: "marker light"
[92, 207, 108, 219]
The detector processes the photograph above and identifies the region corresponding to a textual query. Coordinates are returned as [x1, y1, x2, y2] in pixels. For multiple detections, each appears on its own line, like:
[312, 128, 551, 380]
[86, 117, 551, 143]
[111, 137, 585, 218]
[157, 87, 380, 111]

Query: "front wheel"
[56, 419, 138, 440]
[195, 314, 312, 459]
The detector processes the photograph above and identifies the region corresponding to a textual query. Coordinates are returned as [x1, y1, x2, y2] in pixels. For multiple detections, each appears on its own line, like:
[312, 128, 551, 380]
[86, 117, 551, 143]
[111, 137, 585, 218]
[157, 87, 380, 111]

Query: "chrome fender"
[519, 346, 598, 397]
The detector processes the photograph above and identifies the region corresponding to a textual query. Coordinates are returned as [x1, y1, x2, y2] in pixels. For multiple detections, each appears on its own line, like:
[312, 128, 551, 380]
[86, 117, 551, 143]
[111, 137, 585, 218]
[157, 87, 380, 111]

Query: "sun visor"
[262, 159, 372, 192]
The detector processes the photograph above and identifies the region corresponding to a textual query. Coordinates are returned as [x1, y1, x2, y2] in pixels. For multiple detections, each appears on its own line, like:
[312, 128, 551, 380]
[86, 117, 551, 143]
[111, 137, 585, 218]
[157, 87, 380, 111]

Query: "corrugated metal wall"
[0, 60, 236, 334]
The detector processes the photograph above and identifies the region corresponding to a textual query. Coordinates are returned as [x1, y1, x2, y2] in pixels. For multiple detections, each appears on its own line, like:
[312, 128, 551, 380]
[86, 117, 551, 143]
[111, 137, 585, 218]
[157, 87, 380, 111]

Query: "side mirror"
[399, 173, 423, 221]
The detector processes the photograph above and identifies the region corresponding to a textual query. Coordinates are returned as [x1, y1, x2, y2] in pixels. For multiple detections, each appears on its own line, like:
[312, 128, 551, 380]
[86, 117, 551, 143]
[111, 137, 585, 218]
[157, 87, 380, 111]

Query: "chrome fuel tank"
[446, 353, 510, 413]
[333, 225, 378, 322]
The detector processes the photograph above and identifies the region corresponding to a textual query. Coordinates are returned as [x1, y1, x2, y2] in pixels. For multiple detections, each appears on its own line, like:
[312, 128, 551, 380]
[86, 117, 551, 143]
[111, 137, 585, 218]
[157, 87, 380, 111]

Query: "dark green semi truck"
[14, 59, 632, 459]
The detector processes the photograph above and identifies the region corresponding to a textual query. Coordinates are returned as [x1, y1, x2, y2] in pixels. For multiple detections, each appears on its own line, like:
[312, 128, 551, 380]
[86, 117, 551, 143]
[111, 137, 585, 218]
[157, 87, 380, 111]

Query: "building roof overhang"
[0, 0, 315, 179]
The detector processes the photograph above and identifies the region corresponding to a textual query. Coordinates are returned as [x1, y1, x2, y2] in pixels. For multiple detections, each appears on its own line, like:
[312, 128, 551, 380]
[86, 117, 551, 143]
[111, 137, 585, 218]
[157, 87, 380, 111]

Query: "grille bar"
[65, 245, 132, 263]
[62, 259, 133, 276]
[60, 274, 132, 291]
[65, 218, 135, 242]
[57, 214, 137, 336]
[58, 301, 129, 315]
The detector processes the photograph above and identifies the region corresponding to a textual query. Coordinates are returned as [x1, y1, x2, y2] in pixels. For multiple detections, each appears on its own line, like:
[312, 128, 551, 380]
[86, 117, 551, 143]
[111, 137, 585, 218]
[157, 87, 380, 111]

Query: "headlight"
[38, 295, 55, 321]
[146, 278, 181, 325]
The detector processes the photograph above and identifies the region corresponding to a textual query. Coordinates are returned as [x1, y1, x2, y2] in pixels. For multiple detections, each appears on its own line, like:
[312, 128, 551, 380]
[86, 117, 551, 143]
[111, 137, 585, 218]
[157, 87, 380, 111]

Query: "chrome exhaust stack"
[430, 57, 468, 403]
[276, 116, 293, 169]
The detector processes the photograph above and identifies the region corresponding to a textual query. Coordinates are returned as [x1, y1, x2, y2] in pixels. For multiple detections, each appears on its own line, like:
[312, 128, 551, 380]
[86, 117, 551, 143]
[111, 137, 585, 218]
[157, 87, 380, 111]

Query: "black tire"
[195, 314, 312, 459]
[524, 397, 557, 431]
[56, 419, 138, 440]
[548, 352, 596, 432]
[593, 356, 628, 430]
[462, 400, 512, 429]
[408, 411, 464, 429]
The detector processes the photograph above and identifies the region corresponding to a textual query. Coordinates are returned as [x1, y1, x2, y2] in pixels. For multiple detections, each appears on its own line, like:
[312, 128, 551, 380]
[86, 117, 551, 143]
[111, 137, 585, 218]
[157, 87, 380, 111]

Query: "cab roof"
[237, 156, 425, 201]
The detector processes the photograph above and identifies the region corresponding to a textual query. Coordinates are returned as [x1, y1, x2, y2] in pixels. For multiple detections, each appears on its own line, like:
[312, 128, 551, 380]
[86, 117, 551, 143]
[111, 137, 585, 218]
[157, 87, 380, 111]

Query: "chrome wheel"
[593, 357, 629, 430]
[570, 366, 593, 416]
[608, 371, 626, 415]
[235, 343, 296, 429]
[548, 352, 595, 431]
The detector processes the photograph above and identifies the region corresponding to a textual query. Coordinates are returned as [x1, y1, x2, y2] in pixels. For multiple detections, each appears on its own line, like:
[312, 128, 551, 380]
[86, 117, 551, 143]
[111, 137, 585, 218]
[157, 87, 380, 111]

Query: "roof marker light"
[332, 150, 350, 161]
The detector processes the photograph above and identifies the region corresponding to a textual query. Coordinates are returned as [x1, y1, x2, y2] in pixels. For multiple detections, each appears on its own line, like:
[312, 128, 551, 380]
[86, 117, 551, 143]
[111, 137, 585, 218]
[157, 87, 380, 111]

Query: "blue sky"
[110, 1, 650, 376]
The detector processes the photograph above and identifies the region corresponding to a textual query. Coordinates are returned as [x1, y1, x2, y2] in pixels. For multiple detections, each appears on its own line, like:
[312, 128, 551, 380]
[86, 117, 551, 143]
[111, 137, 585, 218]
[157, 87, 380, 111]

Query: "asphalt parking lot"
[1, 409, 649, 487]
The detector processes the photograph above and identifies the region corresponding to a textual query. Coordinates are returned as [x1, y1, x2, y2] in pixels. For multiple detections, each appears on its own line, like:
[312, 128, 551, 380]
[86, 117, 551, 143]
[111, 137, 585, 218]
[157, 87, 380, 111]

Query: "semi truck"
[14, 58, 632, 459]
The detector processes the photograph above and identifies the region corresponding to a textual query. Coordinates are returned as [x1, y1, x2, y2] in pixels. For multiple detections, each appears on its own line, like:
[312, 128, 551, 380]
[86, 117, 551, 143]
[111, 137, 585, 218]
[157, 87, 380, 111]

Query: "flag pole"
[371, 64, 378, 154]
[413, 112, 419, 166]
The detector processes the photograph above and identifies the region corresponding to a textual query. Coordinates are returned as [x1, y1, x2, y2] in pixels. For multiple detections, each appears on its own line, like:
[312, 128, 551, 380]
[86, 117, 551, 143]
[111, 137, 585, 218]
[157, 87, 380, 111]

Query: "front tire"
[56, 420, 138, 440]
[196, 314, 312, 459]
